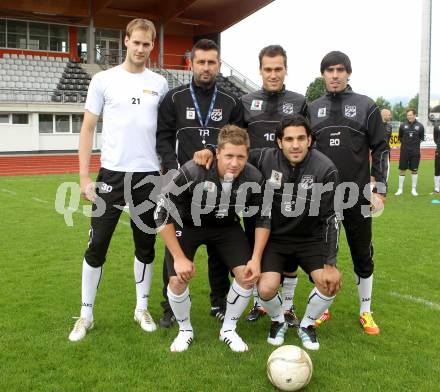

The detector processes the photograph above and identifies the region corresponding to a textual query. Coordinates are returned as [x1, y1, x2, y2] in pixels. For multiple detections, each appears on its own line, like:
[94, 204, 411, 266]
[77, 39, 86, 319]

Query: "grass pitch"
[1, 161, 439, 391]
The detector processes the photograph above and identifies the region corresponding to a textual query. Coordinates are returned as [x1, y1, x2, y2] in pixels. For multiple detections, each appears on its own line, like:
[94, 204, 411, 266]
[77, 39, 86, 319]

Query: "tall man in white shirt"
[69, 18, 168, 342]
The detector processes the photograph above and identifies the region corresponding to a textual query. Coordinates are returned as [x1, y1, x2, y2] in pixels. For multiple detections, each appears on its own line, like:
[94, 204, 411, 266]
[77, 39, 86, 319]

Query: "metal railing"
[0, 88, 85, 104]
[151, 67, 182, 89]
[0, 53, 257, 104]
[220, 59, 259, 93]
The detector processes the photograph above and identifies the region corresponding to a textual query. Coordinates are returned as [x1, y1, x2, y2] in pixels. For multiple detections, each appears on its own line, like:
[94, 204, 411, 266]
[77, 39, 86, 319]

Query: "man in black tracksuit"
[381, 108, 393, 181]
[381, 108, 393, 147]
[432, 122, 440, 194]
[155, 125, 269, 353]
[156, 39, 243, 327]
[241, 45, 307, 325]
[307, 51, 389, 335]
[395, 108, 425, 196]
[193, 114, 341, 350]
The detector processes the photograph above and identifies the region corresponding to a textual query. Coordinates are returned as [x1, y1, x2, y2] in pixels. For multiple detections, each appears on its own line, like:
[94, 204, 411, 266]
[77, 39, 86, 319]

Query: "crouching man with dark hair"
[194, 114, 342, 350]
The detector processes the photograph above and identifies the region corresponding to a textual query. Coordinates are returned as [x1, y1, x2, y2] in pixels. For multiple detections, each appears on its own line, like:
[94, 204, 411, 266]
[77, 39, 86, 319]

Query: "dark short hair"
[320, 51, 352, 74]
[191, 39, 220, 61]
[406, 108, 417, 115]
[217, 124, 250, 150]
[275, 114, 312, 140]
[258, 45, 287, 68]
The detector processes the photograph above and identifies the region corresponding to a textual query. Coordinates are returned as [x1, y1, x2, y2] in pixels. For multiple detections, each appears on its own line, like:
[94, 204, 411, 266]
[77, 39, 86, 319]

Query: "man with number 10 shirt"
[241, 45, 307, 326]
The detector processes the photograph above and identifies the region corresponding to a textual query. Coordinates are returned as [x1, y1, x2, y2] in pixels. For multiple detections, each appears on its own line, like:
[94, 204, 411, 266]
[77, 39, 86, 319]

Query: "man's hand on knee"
[174, 256, 195, 284]
[315, 265, 341, 297]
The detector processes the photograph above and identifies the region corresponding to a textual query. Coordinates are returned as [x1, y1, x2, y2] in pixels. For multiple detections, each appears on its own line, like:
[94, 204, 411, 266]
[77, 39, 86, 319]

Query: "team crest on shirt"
[344, 105, 357, 118]
[203, 181, 216, 192]
[282, 102, 294, 114]
[318, 107, 327, 117]
[269, 170, 283, 186]
[251, 99, 263, 110]
[186, 108, 195, 120]
[299, 175, 314, 190]
[415, 125, 420, 130]
[211, 108, 223, 121]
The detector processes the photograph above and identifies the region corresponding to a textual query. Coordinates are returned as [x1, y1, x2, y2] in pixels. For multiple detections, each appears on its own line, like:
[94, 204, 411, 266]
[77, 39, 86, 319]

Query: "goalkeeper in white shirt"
[68, 18, 168, 342]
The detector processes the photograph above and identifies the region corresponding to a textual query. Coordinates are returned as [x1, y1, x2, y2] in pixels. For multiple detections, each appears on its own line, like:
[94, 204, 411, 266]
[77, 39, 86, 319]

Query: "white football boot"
[134, 309, 157, 332]
[69, 317, 94, 342]
[219, 329, 249, 352]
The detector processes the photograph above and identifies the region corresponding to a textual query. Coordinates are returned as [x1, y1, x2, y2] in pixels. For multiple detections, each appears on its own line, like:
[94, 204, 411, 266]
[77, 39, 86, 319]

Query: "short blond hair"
[217, 125, 250, 150]
[126, 18, 156, 41]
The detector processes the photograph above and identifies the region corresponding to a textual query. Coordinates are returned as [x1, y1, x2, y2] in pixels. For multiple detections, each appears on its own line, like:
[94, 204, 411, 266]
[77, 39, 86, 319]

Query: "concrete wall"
[0, 103, 101, 153]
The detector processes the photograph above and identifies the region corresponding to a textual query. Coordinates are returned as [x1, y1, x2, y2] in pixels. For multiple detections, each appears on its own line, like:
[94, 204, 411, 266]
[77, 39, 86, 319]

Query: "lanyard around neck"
[189, 82, 218, 129]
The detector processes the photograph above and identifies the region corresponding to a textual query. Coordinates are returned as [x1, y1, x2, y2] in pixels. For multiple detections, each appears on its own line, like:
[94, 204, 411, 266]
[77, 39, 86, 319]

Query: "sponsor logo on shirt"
[318, 107, 326, 117]
[269, 170, 283, 186]
[186, 108, 195, 120]
[143, 89, 159, 96]
[251, 99, 263, 110]
[282, 102, 294, 114]
[211, 108, 223, 122]
[344, 105, 356, 118]
[299, 175, 314, 190]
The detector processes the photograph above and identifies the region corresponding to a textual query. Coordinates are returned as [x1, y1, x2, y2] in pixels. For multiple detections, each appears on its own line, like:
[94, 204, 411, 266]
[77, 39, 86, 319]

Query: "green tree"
[375, 96, 391, 110]
[408, 94, 419, 112]
[392, 101, 406, 122]
[305, 77, 326, 102]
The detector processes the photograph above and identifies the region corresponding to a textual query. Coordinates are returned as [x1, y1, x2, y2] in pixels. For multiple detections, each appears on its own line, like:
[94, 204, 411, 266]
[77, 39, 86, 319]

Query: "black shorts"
[244, 216, 297, 274]
[165, 222, 251, 276]
[435, 149, 440, 176]
[399, 149, 420, 171]
[84, 168, 159, 267]
[261, 239, 326, 276]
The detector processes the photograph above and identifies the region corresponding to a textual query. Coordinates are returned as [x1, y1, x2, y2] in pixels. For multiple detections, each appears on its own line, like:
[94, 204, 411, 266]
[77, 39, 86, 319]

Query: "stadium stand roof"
[0, 0, 274, 35]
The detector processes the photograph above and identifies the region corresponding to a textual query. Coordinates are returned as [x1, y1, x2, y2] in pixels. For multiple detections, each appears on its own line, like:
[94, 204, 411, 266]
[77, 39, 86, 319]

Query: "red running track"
[0, 149, 435, 176]
[0, 153, 100, 176]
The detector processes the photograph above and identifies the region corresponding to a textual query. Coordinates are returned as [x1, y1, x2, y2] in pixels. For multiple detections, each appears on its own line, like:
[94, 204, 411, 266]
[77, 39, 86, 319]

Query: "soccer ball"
[267, 345, 313, 391]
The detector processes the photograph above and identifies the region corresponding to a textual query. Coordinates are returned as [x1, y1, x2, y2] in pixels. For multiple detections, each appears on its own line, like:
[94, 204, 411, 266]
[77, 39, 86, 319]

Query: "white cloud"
[221, 0, 439, 102]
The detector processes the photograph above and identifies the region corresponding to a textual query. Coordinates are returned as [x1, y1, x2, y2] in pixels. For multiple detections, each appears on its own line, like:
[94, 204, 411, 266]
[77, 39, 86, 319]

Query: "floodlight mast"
[419, 0, 432, 136]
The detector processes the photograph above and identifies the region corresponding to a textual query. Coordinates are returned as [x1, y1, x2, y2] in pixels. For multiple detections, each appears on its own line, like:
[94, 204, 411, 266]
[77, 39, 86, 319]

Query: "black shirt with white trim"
[157, 80, 243, 171]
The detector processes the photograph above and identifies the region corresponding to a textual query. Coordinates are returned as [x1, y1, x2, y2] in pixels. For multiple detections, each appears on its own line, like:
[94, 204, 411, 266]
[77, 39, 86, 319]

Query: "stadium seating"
[51, 60, 92, 102]
[158, 68, 246, 99]
[215, 73, 246, 99]
[0, 53, 245, 104]
[0, 54, 91, 103]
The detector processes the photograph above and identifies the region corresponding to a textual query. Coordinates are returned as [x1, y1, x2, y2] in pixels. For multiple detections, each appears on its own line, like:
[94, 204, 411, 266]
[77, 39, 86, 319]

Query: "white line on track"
[1, 188, 17, 195]
[389, 291, 440, 311]
[31, 197, 48, 203]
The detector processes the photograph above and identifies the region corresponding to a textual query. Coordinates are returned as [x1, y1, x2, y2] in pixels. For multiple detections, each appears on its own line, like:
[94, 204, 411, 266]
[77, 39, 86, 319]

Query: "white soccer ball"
[267, 345, 313, 391]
